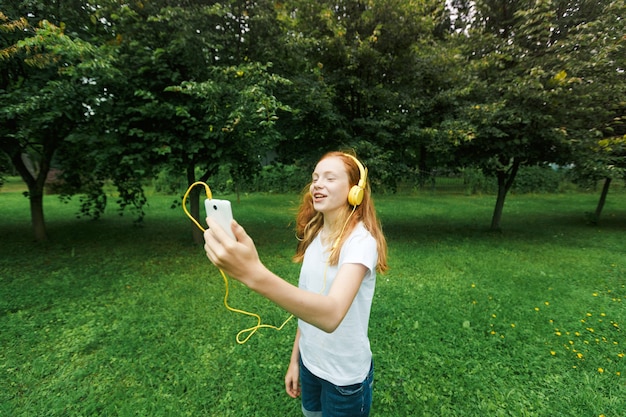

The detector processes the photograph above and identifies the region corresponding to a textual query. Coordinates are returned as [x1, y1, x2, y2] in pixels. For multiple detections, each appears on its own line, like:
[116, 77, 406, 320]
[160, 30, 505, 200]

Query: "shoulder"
[346, 222, 375, 245]
[340, 223, 377, 270]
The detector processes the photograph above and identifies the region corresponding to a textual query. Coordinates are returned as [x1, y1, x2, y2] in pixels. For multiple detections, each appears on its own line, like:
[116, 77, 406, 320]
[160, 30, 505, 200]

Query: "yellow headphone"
[344, 154, 368, 206]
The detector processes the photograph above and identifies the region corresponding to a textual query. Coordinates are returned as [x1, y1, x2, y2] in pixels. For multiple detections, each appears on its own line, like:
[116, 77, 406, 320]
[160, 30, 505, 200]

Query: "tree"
[88, 1, 291, 243]
[275, 0, 457, 190]
[0, 14, 116, 241]
[437, 0, 623, 230]
[557, 0, 626, 224]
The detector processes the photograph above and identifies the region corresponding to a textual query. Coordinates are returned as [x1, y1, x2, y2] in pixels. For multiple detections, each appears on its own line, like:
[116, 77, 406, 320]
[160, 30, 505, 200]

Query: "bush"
[252, 163, 310, 193]
[152, 169, 188, 195]
[512, 165, 564, 194]
[460, 167, 495, 195]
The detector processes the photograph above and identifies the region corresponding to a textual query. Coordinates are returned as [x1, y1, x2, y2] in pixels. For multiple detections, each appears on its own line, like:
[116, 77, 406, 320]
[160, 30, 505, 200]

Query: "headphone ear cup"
[348, 185, 364, 206]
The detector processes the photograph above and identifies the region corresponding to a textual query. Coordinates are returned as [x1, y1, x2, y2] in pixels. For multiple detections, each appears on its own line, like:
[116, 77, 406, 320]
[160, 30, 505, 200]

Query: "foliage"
[2, 0, 625, 238]
[511, 165, 565, 194]
[434, 0, 626, 230]
[1, 190, 625, 416]
[0, 10, 118, 240]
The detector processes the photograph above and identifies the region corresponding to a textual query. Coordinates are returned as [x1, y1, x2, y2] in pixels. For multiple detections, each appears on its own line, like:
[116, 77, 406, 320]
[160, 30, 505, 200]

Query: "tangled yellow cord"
[183, 182, 294, 344]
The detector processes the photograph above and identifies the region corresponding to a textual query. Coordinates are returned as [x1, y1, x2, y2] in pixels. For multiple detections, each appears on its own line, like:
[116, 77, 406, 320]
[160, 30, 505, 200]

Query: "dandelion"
[471, 283, 476, 288]
[550, 351, 556, 356]
[593, 292, 599, 297]
[598, 367, 604, 373]
[511, 323, 516, 328]
[575, 332, 581, 337]
[586, 327, 595, 333]
[618, 353, 624, 358]
[492, 314, 497, 318]
[534, 307, 540, 311]
[586, 312, 593, 317]
[545, 301, 550, 306]
[577, 353, 584, 359]
[555, 331, 562, 336]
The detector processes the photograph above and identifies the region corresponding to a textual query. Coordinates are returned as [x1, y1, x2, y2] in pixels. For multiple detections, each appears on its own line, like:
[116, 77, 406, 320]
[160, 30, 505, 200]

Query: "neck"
[321, 205, 357, 246]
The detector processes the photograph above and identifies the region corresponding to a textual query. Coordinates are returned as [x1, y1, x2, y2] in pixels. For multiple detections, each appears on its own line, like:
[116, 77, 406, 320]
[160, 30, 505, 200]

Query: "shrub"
[252, 163, 310, 193]
[512, 164, 564, 194]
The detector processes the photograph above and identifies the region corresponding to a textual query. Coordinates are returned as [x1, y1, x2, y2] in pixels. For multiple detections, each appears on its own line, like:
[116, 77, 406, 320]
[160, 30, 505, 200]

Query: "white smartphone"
[204, 199, 235, 239]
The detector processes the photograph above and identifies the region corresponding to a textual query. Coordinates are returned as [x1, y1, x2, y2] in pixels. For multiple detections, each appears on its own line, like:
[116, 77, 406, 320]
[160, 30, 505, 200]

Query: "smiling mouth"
[312, 193, 326, 201]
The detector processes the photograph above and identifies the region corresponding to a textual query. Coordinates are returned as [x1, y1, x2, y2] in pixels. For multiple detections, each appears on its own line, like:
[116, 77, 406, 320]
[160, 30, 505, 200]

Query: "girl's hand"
[203, 218, 264, 285]
[285, 360, 301, 398]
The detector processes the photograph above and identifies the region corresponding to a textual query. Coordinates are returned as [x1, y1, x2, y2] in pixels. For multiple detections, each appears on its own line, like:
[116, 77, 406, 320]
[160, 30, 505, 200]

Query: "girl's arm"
[204, 218, 368, 333]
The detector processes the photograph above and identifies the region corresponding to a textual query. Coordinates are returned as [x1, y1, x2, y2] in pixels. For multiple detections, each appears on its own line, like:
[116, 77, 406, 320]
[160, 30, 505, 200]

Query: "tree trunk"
[29, 188, 48, 242]
[190, 188, 204, 245]
[490, 172, 507, 231]
[187, 164, 204, 245]
[592, 177, 612, 225]
[8, 149, 50, 242]
[490, 159, 521, 231]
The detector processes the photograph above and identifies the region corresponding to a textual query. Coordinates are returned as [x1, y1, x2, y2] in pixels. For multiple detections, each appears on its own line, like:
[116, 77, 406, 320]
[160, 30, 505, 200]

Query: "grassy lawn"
[1, 182, 625, 416]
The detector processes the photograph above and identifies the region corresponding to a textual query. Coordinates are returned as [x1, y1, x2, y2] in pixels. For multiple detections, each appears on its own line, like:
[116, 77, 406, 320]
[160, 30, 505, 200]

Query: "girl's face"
[310, 156, 351, 220]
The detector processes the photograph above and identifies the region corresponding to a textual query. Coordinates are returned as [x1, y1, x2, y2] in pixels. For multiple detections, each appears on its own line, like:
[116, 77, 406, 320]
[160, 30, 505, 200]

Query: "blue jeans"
[299, 357, 374, 417]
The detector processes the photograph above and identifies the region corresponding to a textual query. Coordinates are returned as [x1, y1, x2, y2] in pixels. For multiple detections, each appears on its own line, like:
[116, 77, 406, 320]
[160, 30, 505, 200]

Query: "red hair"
[293, 152, 388, 273]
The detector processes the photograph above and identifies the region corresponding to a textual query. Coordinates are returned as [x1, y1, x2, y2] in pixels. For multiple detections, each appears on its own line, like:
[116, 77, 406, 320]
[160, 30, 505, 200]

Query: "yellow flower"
[544, 301, 550, 306]
[598, 367, 604, 373]
[511, 323, 516, 328]
[534, 307, 540, 311]
[618, 353, 625, 358]
[555, 331, 562, 336]
[577, 353, 583, 359]
[550, 351, 556, 356]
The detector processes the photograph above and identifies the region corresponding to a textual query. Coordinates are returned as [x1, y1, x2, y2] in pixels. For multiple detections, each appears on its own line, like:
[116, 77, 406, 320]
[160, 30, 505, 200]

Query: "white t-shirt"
[298, 222, 378, 386]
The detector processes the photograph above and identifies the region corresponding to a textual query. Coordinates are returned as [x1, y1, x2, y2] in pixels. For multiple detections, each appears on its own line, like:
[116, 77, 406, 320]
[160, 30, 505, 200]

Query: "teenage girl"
[203, 151, 388, 417]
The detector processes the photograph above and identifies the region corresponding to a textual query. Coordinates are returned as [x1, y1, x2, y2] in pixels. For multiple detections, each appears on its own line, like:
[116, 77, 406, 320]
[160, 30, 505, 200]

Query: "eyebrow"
[313, 170, 341, 177]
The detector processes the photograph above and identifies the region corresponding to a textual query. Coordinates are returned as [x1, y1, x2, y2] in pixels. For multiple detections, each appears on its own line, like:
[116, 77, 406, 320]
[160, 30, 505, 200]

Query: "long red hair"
[293, 151, 388, 273]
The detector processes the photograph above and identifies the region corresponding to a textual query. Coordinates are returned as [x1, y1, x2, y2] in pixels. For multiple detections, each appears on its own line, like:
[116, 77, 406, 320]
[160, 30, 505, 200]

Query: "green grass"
[1, 184, 625, 416]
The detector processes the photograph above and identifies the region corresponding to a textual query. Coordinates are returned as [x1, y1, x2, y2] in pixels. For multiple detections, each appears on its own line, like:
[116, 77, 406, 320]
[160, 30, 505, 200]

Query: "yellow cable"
[183, 181, 294, 344]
